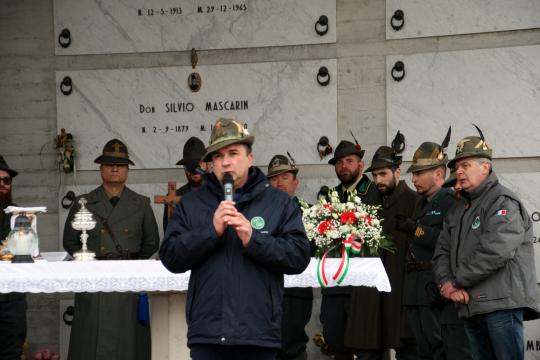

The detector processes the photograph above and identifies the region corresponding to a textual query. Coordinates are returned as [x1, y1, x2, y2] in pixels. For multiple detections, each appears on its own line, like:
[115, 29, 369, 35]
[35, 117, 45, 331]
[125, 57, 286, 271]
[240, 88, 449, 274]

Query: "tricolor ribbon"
[317, 235, 364, 288]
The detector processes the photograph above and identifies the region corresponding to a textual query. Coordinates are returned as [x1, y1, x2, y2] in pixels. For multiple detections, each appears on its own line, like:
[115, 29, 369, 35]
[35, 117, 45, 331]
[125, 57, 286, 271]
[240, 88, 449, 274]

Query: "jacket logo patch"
[496, 209, 507, 216]
[250, 216, 265, 230]
[472, 216, 481, 230]
[414, 227, 425, 237]
[427, 210, 441, 216]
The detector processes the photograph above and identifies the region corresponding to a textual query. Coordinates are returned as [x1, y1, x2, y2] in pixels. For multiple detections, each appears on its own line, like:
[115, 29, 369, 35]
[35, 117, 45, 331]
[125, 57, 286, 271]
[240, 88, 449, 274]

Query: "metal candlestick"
[71, 198, 96, 261]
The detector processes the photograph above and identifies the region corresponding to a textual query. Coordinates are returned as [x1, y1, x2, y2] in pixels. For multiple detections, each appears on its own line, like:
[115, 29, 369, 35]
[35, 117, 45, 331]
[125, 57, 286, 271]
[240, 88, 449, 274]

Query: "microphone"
[223, 173, 234, 201]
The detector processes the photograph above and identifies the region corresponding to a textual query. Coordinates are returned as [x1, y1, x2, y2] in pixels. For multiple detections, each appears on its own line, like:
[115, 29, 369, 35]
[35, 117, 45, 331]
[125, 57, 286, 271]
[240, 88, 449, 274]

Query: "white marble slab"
[497, 173, 540, 283]
[54, 0, 336, 55]
[386, 0, 540, 39]
[387, 45, 540, 160]
[525, 319, 540, 360]
[56, 60, 337, 169]
[58, 183, 168, 248]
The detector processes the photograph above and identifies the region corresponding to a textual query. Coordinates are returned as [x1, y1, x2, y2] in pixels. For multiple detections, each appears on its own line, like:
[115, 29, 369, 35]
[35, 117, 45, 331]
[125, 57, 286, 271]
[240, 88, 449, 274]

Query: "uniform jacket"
[345, 180, 419, 349]
[323, 174, 380, 296]
[64, 186, 159, 258]
[62, 186, 159, 360]
[433, 172, 540, 320]
[403, 187, 456, 306]
[159, 167, 311, 349]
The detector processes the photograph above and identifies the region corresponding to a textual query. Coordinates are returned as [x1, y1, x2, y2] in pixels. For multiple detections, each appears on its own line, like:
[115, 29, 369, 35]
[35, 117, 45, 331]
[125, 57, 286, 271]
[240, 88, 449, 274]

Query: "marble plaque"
[58, 183, 167, 245]
[54, 0, 336, 55]
[386, 0, 540, 39]
[497, 173, 540, 283]
[497, 173, 540, 360]
[387, 45, 540, 160]
[525, 319, 540, 360]
[56, 60, 337, 169]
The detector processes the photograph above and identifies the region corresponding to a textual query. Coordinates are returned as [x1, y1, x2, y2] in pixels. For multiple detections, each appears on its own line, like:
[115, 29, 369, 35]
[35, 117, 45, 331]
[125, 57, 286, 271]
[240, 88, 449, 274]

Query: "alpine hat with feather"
[407, 127, 451, 173]
[447, 124, 492, 169]
[328, 131, 365, 165]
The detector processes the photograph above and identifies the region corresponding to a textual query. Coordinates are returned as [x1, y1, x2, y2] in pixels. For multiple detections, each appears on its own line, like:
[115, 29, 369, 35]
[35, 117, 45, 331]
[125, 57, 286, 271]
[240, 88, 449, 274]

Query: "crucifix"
[154, 182, 181, 219]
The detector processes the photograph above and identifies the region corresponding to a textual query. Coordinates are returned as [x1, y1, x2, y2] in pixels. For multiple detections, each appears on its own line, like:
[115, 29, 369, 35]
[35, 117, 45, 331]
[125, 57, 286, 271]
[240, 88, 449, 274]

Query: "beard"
[0, 188, 12, 208]
[377, 177, 398, 195]
[337, 168, 361, 187]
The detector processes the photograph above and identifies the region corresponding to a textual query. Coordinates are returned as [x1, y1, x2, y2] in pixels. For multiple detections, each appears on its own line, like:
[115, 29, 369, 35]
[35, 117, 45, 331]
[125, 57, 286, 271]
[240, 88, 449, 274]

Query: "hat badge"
[271, 158, 282, 167]
[456, 139, 470, 154]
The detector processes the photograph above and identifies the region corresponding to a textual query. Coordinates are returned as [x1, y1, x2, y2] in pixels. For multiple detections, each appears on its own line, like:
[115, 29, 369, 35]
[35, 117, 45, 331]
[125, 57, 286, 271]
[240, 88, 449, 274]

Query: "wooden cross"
[154, 181, 181, 220]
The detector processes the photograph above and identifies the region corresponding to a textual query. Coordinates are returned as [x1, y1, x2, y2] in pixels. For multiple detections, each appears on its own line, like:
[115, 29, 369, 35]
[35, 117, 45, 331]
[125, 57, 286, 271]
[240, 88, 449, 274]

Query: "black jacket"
[159, 167, 310, 348]
[403, 187, 456, 306]
[345, 180, 419, 349]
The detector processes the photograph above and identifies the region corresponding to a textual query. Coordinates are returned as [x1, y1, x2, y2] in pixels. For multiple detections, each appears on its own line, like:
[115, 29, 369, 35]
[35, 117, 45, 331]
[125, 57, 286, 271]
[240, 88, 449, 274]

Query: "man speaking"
[159, 118, 311, 360]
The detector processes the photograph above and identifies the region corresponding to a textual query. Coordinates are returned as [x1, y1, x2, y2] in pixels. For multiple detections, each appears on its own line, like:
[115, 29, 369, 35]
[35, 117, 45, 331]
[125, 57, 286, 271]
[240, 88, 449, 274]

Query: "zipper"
[455, 205, 469, 269]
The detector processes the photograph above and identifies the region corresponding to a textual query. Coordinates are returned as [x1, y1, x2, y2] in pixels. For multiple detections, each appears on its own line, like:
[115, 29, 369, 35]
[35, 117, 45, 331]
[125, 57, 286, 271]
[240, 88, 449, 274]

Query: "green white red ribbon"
[317, 235, 364, 288]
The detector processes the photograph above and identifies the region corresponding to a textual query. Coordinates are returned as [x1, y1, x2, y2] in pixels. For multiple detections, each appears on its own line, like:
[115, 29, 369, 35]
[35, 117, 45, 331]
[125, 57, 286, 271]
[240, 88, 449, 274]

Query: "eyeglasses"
[0, 177, 12, 185]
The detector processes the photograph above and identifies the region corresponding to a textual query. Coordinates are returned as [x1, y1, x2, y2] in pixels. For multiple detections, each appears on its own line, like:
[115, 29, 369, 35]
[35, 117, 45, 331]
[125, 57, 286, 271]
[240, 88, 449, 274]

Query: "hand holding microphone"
[212, 173, 252, 246]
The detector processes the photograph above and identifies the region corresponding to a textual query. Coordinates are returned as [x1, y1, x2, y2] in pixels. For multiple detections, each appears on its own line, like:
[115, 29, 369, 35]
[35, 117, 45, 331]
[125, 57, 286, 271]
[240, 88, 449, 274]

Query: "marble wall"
[54, 0, 336, 55]
[56, 60, 337, 169]
[386, 0, 540, 39]
[3, 0, 540, 358]
[387, 44, 540, 161]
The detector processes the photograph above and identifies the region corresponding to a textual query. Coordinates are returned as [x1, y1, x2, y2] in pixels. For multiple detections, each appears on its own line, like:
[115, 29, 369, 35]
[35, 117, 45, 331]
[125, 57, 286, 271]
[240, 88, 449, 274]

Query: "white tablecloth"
[0, 258, 391, 293]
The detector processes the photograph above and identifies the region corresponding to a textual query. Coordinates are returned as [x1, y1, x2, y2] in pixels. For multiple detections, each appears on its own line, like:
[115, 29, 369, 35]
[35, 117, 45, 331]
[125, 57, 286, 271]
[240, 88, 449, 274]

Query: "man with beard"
[0, 155, 27, 360]
[63, 139, 159, 360]
[397, 133, 472, 360]
[163, 136, 209, 230]
[267, 154, 314, 360]
[344, 146, 418, 359]
[321, 140, 379, 360]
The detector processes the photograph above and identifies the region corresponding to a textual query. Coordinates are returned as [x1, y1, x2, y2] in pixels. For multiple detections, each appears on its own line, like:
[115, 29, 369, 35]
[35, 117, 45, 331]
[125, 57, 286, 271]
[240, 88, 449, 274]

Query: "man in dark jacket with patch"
[320, 140, 379, 360]
[433, 127, 540, 360]
[0, 155, 27, 360]
[398, 134, 471, 360]
[345, 145, 418, 359]
[160, 118, 311, 360]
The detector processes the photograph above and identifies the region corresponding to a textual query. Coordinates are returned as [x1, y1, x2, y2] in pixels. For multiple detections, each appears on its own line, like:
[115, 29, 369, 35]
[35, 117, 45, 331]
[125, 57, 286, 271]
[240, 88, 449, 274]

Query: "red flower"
[340, 212, 357, 224]
[318, 220, 334, 235]
[362, 215, 373, 226]
[323, 203, 333, 211]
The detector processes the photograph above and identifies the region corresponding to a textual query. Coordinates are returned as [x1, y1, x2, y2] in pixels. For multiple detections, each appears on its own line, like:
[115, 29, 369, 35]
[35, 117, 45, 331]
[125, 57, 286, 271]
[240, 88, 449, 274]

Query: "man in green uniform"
[321, 140, 379, 360]
[63, 139, 159, 360]
[0, 155, 27, 360]
[163, 136, 207, 230]
[345, 146, 418, 359]
[267, 154, 313, 360]
[396, 136, 471, 360]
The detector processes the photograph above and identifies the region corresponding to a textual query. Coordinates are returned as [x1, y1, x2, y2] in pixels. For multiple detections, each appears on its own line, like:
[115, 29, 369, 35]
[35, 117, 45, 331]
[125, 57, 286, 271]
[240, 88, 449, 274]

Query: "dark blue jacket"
[159, 167, 310, 348]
